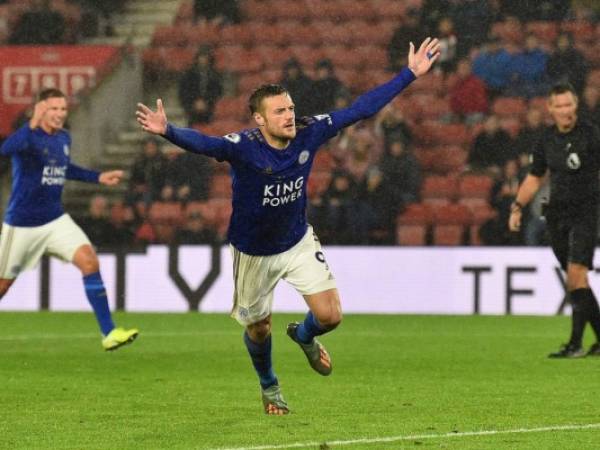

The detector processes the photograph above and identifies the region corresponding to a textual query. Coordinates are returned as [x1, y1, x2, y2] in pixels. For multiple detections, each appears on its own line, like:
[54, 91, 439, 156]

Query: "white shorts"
[230, 225, 337, 326]
[0, 214, 91, 279]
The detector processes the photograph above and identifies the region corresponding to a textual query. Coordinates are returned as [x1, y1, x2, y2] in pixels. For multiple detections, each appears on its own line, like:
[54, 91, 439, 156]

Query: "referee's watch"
[510, 201, 523, 213]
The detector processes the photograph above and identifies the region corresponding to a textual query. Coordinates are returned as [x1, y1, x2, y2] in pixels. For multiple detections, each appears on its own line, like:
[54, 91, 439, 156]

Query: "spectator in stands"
[546, 33, 588, 96]
[481, 158, 523, 245]
[374, 104, 413, 150]
[357, 166, 396, 244]
[449, 58, 488, 125]
[578, 85, 600, 125]
[436, 17, 458, 74]
[10, 0, 66, 44]
[500, 0, 570, 21]
[194, 0, 240, 26]
[128, 137, 168, 204]
[176, 210, 218, 245]
[510, 34, 549, 98]
[77, 195, 118, 248]
[279, 58, 313, 118]
[108, 199, 137, 246]
[78, 0, 123, 37]
[420, 0, 451, 36]
[468, 114, 515, 174]
[377, 137, 421, 231]
[450, 0, 499, 57]
[388, 8, 424, 72]
[161, 145, 213, 202]
[309, 59, 346, 115]
[472, 35, 516, 99]
[514, 107, 545, 157]
[178, 46, 223, 126]
[321, 170, 366, 245]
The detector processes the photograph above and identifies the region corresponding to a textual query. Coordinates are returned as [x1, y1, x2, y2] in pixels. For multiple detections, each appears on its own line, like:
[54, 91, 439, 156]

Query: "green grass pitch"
[1, 312, 599, 449]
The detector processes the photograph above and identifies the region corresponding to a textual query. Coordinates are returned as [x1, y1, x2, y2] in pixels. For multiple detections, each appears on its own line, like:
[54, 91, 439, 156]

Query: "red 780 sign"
[2, 66, 97, 104]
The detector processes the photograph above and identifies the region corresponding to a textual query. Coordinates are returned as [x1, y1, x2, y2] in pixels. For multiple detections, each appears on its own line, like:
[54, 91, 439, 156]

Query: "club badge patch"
[298, 150, 309, 165]
[566, 152, 581, 170]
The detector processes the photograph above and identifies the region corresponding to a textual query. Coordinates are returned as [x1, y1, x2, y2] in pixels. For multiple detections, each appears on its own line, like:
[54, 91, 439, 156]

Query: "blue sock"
[295, 311, 327, 344]
[243, 332, 277, 389]
[83, 272, 115, 336]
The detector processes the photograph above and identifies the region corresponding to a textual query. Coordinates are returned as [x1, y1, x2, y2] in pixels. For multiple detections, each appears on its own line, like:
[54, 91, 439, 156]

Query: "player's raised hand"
[29, 100, 48, 129]
[407, 37, 440, 77]
[99, 170, 124, 186]
[136, 99, 168, 135]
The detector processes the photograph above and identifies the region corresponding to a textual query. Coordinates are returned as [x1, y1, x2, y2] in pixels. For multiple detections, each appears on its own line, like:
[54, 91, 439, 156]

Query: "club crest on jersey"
[223, 133, 241, 143]
[63, 144, 69, 156]
[298, 150, 309, 165]
[566, 152, 581, 170]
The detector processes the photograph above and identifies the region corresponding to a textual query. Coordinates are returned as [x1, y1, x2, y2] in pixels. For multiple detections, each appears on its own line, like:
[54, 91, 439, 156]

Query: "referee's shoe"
[548, 343, 585, 358]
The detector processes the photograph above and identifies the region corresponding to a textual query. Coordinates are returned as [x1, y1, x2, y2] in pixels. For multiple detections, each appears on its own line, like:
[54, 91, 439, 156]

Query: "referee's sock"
[243, 331, 278, 390]
[578, 288, 600, 342]
[83, 271, 115, 336]
[569, 289, 589, 348]
[295, 311, 328, 344]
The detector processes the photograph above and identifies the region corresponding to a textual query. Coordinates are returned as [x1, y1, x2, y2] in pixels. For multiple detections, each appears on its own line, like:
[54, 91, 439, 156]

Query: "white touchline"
[212, 423, 600, 450]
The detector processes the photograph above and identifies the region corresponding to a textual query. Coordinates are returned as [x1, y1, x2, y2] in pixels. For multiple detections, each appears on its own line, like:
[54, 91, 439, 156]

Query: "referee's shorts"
[546, 209, 597, 271]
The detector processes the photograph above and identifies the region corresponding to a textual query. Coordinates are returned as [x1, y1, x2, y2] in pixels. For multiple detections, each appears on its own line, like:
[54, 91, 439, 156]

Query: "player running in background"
[137, 38, 440, 414]
[0, 88, 138, 351]
[509, 83, 600, 358]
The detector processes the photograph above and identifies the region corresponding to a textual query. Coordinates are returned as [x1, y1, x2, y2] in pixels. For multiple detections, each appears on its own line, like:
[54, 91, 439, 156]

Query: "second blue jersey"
[164, 67, 416, 255]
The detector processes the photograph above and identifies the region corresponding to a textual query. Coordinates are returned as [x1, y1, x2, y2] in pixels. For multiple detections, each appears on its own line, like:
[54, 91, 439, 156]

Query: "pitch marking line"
[214, 423, 600, 450]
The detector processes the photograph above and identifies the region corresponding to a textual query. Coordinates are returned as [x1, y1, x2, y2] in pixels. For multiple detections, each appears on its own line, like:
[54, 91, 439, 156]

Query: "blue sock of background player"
[295, 311, 328, 344]
[83, 271, 115, 335]
[244, 331, 278, 389]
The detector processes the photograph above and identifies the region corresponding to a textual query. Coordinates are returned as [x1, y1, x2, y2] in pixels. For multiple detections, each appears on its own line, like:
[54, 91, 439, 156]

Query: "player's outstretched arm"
[407, 37, 440, 78]
[136, 99, 168, 135]
[330, 37, 440, 130]
[99, 170, 124, 186]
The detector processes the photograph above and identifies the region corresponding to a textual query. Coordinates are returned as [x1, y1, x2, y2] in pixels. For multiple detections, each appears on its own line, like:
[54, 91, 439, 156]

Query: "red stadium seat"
[429, 146, 468, 174]
[458, 174, 494, 200]
[219, 24, 255, 47]
[370, 0, 407, 21]
[307, 170, 332, 197]
[562, 20, 595, 42]
[587, 69, 600, 88]
[492, 97, 527, 118]
[421, 175, 458, 206]
[209, 174, 232, 199]
[148, 202, 184, 243]
[163, 47, 197, 73]
[396, 203, 432, 245]
[354, 45, 388, 69]
[431, 204, 471, 246]
[469, 203, 498, 245]
[152, 26, 189, 47]
[213, 96, 249, 122]
[499, 117, 521, 139]
[186, 23, 221, 46]
[415, 122, 471, 146]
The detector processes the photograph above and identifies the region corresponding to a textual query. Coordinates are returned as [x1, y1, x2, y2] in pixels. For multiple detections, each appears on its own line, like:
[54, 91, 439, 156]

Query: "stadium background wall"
[2, 246, 598, 315]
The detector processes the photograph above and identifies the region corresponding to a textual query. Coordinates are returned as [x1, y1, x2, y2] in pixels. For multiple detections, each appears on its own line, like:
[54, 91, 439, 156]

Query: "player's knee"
[73, 245, 100, 275]
[247, 316, 272, 341]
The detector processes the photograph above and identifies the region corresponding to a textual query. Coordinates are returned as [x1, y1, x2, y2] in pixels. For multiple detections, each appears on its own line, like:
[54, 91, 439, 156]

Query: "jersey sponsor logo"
[298, 150, 309, 165]
[566, 152, 581, 170]
[314, 114, 332, 125]
[262, 176, 304, 207]
[41, 165, 66, 185]
[223, 133, 241, 143]
[63, 144, 69, 156]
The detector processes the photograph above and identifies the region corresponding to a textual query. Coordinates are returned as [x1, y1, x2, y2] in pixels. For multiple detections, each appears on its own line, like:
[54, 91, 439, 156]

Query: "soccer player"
[0, 88, 139, 351]
[137, 38, 440, 414]
[509, 83, 600, 358]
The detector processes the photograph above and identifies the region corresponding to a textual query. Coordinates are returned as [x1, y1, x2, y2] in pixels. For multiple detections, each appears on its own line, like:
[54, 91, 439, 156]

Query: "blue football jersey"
[1, 125, 99, 227]
[164, 67, 416, 255]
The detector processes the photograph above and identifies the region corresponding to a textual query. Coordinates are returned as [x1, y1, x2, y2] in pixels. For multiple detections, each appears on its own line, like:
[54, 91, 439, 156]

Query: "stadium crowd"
[3, 0, 600, 248]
